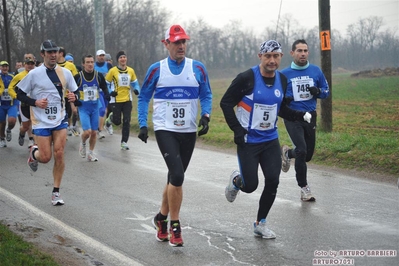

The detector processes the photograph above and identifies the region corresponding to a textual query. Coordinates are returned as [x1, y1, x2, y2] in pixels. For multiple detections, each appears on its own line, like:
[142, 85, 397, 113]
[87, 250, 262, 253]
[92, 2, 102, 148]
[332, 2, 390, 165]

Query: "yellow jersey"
[105, 66, 138, 103]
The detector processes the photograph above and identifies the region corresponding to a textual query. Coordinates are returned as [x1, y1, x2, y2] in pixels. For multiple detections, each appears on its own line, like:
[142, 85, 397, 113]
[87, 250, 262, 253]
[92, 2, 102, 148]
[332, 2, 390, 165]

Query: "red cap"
[161, 25, 190, 43]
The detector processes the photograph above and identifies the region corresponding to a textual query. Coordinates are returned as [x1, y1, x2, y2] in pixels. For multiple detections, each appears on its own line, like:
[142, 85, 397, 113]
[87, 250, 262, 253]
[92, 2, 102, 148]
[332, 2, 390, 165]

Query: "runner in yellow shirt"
[104, 51, 140, 150]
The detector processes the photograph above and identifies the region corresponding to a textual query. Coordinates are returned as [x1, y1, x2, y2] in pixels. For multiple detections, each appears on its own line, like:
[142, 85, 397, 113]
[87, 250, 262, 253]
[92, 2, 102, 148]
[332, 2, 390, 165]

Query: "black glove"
[105, 94, 111, 102]
[283, 97, 294, 105]
[138, 127, 148, 143]
[133, 89, 139, 95]
[198, 115, 210, 136]
[74, 100, 82, 107]
[234, 127, 248, 145]
[110, 91, 118, 97]
[308, 86, 320, 96]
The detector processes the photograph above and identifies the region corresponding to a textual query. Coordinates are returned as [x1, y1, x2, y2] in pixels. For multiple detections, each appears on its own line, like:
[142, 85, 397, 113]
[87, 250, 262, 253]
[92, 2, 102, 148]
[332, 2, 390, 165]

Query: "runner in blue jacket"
[280, 39, 330, 202]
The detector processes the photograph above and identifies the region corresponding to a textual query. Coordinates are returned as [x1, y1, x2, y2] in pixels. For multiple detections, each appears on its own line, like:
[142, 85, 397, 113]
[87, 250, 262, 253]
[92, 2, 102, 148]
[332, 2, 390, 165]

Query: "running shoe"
[28, 139, 35, 148]
[104, 124, 113, 135]
[254, 219, 276, 239]
[97, 130, 105, 139]
[28, 145, 38, 172]
[225, 170, 241, 202]
[281, 145, 291, 173]
[18, 134, 25, 146]
[71, 126, 80, 136]
[6, 129, 12, 142]
[121, 142, 129, 150]
[79, 143, 86, 158]
[169, 223, 183, 247]
[0, 138, 6, 148]
[105, 112, 113, 127]
[87, 152, 98, 162]
[51, 192, 64, 206]
[300, 185, 315, 201]
[152, 215, 169, 242]
[67, 127, 73, 136]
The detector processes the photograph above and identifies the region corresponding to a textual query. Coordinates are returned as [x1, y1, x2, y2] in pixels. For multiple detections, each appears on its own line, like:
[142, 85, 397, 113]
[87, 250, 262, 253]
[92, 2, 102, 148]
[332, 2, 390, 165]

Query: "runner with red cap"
[138, 24, 212, 247]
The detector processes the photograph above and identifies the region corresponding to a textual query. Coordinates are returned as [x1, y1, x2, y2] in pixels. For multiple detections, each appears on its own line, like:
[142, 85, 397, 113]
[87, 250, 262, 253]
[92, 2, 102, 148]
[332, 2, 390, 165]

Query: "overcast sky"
[157, 0, 399, 36]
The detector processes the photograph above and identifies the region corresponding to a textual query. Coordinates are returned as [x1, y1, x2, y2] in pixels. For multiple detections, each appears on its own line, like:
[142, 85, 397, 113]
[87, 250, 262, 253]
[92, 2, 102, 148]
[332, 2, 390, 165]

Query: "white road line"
[0, 186, 143, 266]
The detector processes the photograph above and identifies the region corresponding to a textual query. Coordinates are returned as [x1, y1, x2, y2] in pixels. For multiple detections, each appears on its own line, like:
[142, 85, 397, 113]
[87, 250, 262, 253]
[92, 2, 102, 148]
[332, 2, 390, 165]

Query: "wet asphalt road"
[0, 130, 398, 266]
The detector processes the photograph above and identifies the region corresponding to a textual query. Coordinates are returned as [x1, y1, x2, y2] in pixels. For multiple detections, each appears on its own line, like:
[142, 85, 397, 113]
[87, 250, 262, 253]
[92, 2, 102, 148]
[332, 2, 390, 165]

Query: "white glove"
[303, 112, 312, 123]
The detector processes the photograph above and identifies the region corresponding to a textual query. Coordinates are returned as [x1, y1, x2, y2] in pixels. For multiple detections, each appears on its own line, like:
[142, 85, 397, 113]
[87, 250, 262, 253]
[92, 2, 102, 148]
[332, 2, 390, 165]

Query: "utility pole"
[2, 0, 11, 64]
[94, 0, 105, 52]
[319, 0, 332, 132]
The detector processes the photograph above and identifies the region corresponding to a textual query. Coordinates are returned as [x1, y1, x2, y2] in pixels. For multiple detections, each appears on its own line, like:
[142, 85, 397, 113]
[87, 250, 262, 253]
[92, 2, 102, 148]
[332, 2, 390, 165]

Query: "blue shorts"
[78, 101, 99, 131]
[33, 122, 68, 137]
[0, 104, 18, 121]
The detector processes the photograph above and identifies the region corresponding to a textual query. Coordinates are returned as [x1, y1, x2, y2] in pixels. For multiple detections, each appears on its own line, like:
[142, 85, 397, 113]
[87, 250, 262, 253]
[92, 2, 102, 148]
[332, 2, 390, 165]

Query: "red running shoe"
[169, 223, 183, 247]
[152, 216, 168, 242]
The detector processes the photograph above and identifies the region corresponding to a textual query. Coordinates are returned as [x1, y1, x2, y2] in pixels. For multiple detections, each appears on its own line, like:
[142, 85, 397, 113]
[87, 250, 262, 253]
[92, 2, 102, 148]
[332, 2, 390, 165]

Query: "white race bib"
[251, 103, 277, 131]
[1, 89, 12, 101]
[41, 101, 62, 122]
[118, 73, 130, 87]
[83, 85, 98, 101]
[165, 100, 191, 129]
[292, 77, 314, 101]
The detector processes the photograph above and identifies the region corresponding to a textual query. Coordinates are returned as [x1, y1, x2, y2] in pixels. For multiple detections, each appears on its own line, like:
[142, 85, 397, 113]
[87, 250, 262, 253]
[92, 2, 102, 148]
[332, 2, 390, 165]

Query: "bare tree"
[375, 29, 399, 68]
[1, 1, 398, 75]
[347, 16, 385, 69]
[274, 14, 302, 50]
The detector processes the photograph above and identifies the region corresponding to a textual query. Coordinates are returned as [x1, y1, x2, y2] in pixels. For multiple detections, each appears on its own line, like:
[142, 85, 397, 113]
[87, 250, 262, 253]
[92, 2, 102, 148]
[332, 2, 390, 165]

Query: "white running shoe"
[225, 170, 241, 202]
[0, 138, 7, 148]
[254, 219, 276, 239]
[97, 130, 105, 139]
[301, 185, 315, 201]
[281, 145, 291, 172]
[87, 152, 98, 162]
[79, 143, 86, 158]
[104, 124, 113, 135]
[51, 192, 64, 206]
[121, 142, 130, 150]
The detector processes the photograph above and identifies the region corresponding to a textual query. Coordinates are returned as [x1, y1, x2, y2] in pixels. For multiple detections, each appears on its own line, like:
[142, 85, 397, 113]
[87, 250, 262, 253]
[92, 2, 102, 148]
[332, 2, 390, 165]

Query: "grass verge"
[0, 223, 58, 266]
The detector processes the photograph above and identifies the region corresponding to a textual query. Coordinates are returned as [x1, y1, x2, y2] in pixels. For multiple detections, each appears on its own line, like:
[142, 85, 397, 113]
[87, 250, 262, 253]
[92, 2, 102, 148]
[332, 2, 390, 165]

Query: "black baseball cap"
[24, 57, 35, 64]
[40, 40, 59, 52]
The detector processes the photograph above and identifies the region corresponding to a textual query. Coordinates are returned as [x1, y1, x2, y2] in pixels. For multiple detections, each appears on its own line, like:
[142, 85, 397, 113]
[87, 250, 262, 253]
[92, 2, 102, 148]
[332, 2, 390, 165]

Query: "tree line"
[1, 0, 398, 80]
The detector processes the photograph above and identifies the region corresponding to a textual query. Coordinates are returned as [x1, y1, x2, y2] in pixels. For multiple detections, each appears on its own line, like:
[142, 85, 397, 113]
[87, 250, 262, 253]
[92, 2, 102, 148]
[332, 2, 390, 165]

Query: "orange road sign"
[320, 31, 331, 51]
